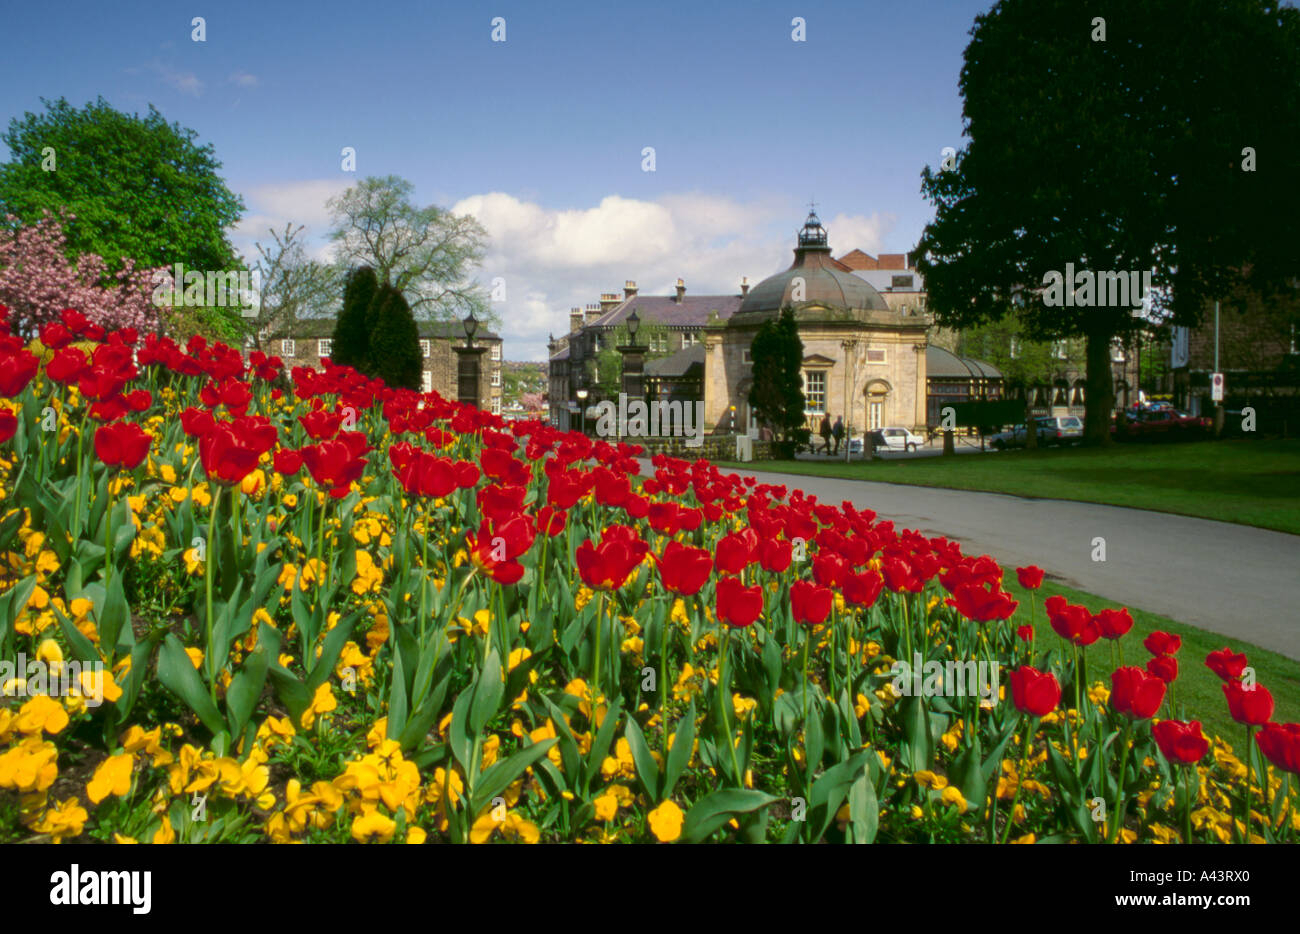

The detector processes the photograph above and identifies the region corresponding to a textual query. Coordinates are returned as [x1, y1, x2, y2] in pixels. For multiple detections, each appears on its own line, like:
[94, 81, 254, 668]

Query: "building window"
[491, 398, 501, 416]
[491, 344, 501, 361]
[420, 339, 431, 358]
[1009, 337, 1021, 359]
[681, 331, 699, 347]
[742, 349, 753, 365]
[650, 334, 669, 353]
[491, 368, 501, 388]
[281, 338, 295, 357]
[803, 370, 826, 414]
[421, 370, 432, 393]
[869, 400, 883, 430]
[318, 339, 332, 358]
[866, 349, 886, 364]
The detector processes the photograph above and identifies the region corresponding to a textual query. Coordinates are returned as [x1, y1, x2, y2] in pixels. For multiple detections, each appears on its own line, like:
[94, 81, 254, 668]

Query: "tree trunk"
[1083, 327, 1117, 446]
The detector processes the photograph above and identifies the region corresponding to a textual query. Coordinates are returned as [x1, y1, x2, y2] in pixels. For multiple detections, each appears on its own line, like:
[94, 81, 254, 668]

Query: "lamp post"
[616, 309, 649, 439]
[576, 387, 589, 437]
[453, 311, 488, 408]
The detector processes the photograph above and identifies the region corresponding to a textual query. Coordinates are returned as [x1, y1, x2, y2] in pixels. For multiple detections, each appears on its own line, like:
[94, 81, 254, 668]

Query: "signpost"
[1211, 372, 1224, 402]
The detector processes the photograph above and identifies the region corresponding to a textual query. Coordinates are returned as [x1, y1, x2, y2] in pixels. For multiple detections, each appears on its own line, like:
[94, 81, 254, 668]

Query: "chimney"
[624, 280, 638, 298]
[600, 292, 621, 313]
[585, 302, 602, 325]
[675, 278, 686, 304]
[569, 306, 583, 334]
[740, 276, 750, 297]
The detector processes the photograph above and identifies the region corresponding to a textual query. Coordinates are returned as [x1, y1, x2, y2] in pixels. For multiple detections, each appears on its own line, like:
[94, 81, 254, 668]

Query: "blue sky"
[1, 0, 996, 359]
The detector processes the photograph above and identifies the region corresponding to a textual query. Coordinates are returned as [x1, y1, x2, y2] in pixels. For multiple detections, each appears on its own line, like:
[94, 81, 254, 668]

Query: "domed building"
[703, 212, 932, 437]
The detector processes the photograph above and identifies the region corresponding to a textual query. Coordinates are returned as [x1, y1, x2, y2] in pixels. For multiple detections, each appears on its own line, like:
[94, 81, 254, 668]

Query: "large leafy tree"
[748, 307, 807, 452]
[915, 0, 1300, 443]
[0, 97, 245, 275]
[326, 175, 493, 326]
[366, 282, 423, 391]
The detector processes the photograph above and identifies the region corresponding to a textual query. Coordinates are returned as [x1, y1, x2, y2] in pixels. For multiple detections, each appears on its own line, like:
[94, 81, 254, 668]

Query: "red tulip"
[790, 580, 833, 626]
[0, 351, 39, 397]
[1153, 719, 1209, 765]
[1009, 666, 1061, 717]
[93, 421, 152, 470]
[1205, 647, 1249, 682]
[1255, 722, 1300, 776]
[299, 409, 342, 439]
[1146, 655, 1179, 684]
[534, 505, 567, 537]
[273, 448, 303, 475]
[40, 321, 74, 349]
[576, 538, 644, 592]
[1110, 666, 1167, 720]
[880, 556, 920, 593]
[1223, 681, 1274, 726]
[813, 551, 848, 589]
[1015, 565, 1045, 589]
[1016, 624, 1034, 642]
[180, 406, 216, 438]
[647, 501, 680, 535]
[654, 541, 713, 597]
[125, 389, 152, 412]
[715, 529, 758, 575]
[0, 409, 15, 444]
[199, 424, 262, 486]
[1144, 631, 1181, 657]
[715, 575, 763, 629]
[842, 569, 884, 608]
[478, 484, 527, 522]
[60, 308, 89, 333]
[1045, 595, 1101, 646]
[758, 538, 793, 574]
[45, 347, 88, 383]
[1094, 608, 1133, 640]
[300, 440, 367, 497]
[946, 582, 1018, 623]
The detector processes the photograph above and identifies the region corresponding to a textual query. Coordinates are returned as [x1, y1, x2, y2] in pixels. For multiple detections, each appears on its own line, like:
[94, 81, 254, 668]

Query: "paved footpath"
[642, 462, 1300, 662]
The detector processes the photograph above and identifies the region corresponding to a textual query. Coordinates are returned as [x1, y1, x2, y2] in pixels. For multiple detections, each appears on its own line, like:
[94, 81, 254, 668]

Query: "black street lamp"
[576, 387, 589, 436]
[453, 311, 487, 407]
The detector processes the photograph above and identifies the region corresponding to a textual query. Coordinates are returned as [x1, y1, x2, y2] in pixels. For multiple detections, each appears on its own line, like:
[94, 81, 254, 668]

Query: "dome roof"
[733, 212, 891, 323]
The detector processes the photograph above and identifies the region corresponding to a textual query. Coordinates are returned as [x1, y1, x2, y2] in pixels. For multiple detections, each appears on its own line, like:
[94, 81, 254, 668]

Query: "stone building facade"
[259, 317, 504, 414]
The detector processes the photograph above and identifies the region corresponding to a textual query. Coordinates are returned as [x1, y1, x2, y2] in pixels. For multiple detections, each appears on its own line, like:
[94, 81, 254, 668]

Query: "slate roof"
[927, 344, 1002, 379]
[645, 344, 705, 379]
[592, 295, 743, 329]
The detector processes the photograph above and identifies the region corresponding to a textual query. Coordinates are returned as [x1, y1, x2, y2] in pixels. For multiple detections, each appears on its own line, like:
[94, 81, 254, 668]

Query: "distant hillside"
[501, 361, 547, 410]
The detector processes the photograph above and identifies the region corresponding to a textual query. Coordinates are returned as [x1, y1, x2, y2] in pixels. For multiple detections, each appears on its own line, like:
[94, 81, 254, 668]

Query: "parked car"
[877, 427, 923, 452]
[847, 430, 889, 455]
[1037, 415, 1084, 446]
[1112, 407, 1212, 441]
[990, 416, 1083, 449]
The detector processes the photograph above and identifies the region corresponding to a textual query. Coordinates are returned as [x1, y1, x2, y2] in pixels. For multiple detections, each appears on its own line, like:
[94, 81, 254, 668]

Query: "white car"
[876, 427, 923, 452]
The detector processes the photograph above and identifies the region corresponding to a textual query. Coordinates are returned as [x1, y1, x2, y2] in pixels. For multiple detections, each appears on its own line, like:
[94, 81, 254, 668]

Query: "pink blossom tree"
[0, 211, 163, 339]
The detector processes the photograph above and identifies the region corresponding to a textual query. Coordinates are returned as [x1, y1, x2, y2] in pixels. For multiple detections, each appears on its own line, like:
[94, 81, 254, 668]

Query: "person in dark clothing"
[819, 415, 832, 454]
[832, 416, 845, 454]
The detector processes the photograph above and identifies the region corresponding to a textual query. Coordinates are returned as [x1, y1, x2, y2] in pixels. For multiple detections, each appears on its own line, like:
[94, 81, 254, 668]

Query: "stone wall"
[633, 434, 773, 462]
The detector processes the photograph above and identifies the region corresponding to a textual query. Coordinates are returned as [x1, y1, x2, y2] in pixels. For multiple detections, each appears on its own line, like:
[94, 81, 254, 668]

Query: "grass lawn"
[715, 438, 1300, 535]
[999, 570, 1300, 744]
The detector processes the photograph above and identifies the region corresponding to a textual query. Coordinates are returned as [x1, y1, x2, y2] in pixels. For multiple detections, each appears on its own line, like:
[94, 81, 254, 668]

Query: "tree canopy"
[0, 97, 245, 276]
[748, 307, 807, 452]
[914, 0, 1300, 442]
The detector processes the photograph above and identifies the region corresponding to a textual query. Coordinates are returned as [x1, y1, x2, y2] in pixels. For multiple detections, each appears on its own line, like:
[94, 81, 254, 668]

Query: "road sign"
[1211, 372, 1224, 402]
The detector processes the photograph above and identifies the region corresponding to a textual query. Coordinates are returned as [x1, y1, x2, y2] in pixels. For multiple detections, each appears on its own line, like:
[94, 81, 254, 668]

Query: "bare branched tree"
[325, 175, 493, 325]
[248, 222, 342, 352]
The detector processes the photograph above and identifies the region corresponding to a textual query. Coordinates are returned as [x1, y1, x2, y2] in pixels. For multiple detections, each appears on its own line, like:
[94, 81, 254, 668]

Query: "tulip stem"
[1183, 765, 1194, 844]
[1108, 720, 1133, 844]
[719, 625, 742, 787]
[593, 591, 605, 696]
[801, 626, 812, 725]
[205, 486, 221, 705]
[103, 481, 113, 586]
[1000, 721, 1034, 844]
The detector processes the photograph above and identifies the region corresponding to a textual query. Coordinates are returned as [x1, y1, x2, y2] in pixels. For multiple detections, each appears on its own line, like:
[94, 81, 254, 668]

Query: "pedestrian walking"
[819, 415, 832, 454]
[832, 416, 844, 455]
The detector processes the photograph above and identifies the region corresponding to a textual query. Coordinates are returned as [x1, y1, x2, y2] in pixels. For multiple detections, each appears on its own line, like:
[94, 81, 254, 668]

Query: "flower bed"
[0, 306, 1295, 844]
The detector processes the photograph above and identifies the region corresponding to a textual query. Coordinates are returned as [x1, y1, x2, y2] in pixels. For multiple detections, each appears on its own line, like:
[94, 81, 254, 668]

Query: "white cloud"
[452, 193, 899, 361]
[229, 71, 259, 88]
[229, 179, 352, 265]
